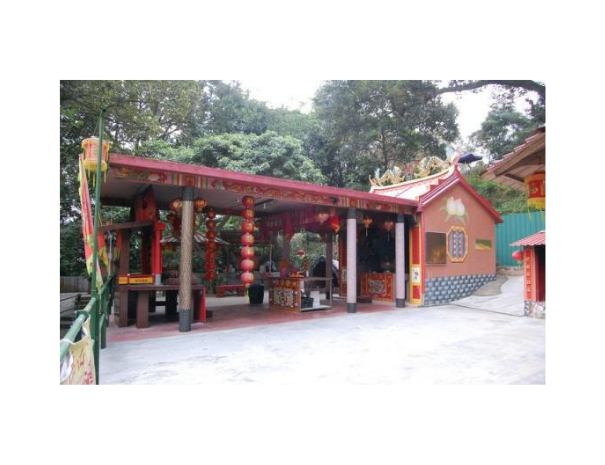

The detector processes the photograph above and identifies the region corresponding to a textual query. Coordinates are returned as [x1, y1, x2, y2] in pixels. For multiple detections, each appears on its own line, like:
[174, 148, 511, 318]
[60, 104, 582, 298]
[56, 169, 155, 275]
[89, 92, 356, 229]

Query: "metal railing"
[60, 274, 115, 384]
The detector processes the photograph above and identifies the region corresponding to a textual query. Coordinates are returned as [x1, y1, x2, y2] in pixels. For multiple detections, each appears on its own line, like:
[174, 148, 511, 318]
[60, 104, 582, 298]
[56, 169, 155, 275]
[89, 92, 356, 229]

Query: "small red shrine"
[483, 126, 546, 318]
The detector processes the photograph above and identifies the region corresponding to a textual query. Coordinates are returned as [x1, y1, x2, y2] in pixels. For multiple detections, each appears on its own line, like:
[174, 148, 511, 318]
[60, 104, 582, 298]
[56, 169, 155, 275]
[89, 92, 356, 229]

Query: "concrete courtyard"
[100, 278, 545, 384]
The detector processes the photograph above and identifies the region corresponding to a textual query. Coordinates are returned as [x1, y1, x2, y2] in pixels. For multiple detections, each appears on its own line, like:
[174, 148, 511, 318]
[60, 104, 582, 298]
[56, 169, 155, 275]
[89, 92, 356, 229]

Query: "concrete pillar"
[395, 214, 406, 308]
[346, 208, 357, 313]
[325, 233, 333, 299]
[179, 186, 194, 332]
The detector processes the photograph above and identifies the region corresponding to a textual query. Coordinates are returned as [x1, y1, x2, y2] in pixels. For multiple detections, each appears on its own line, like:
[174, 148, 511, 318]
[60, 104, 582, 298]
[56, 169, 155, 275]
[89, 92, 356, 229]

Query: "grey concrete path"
[451, 276, 525, 316]
[100, 302, 544, 385]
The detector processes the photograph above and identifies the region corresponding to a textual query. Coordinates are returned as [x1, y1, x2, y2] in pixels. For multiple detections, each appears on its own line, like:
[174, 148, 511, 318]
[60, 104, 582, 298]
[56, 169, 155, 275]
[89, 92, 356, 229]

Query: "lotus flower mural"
[441, 196, 469, 224]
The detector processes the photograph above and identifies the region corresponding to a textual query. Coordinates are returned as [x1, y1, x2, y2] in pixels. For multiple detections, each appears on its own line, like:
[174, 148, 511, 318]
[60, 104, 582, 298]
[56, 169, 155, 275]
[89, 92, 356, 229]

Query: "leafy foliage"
[464, 169, 527, 215]
[470, 107, 539, 161]
[313, 80, 459, 189]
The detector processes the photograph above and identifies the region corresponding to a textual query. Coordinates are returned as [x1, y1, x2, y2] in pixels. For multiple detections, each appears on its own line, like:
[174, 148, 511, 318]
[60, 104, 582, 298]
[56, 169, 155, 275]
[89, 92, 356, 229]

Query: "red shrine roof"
[482, 126, 546, 190]
[510, 230, 545, 247]
[102, 154, 418, 215]
[370, 165, 503, 223]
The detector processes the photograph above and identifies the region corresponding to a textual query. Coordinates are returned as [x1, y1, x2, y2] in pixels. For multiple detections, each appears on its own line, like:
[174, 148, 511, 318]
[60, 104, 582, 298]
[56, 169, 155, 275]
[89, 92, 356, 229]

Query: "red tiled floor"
[106, 300, 402, 344]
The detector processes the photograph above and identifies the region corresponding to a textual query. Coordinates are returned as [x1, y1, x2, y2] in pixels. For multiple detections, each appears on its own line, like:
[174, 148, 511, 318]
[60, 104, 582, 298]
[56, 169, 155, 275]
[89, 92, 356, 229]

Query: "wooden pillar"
[395, 214, 406, 308]
[117, 229, 130, 327]
[136, 291, 149, 328]
[346, 208, 357, 313]
[179, 186, 194, 332]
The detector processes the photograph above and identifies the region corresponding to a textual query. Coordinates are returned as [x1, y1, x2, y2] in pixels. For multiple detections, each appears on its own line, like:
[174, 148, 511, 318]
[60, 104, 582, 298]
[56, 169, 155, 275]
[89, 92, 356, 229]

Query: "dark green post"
[89, 109, 106, 383]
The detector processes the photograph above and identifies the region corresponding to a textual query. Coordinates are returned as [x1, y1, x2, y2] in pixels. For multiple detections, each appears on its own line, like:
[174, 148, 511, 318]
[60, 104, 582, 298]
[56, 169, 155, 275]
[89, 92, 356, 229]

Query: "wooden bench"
[216, 284, 246, 297]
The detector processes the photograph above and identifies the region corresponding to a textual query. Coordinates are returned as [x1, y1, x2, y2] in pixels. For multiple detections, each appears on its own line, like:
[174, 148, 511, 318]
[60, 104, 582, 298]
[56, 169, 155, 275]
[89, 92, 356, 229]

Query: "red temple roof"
[510, 230, 545, 247]
[370, 165, 503, 223]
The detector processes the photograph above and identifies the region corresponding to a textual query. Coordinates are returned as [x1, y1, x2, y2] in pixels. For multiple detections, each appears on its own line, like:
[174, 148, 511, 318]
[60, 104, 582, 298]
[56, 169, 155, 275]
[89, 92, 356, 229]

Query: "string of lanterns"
[240, 195, 256, 287]
[205, 206, 218, 281]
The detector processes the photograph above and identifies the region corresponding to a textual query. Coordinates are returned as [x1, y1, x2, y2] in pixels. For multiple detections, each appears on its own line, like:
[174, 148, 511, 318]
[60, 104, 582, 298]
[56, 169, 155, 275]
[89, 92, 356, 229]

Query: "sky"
[239, 80, 530, 142]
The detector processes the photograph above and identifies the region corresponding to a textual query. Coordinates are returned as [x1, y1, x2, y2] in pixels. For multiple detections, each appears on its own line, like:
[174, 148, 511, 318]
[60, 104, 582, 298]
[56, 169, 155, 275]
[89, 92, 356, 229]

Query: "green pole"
[89, 109, 106, 383]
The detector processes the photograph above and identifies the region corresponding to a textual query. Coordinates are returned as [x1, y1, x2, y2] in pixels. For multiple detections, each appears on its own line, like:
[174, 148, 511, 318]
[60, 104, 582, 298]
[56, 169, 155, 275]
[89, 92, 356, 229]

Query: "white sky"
[239, 80, 531, 141]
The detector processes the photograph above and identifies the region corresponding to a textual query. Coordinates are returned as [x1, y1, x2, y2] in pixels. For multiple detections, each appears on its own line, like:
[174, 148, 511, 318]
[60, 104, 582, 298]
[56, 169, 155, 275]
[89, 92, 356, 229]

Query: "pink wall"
[422, 184, 496, 278]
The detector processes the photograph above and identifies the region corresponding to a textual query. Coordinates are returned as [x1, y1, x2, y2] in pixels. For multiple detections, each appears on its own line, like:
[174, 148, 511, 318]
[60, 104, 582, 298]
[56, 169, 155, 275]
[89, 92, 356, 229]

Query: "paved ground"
[100, 300, 544, 385]
[451, 276, 525, 316]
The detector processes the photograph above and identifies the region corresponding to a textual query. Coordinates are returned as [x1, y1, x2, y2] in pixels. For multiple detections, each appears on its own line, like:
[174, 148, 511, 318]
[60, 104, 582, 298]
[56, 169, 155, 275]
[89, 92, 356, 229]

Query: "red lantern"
[242, 196, 255, 208]
[194, 198, 207, 212]
[206, 230, 216, 241]
[240, 258, 255, 272]
[240, 271, 255, 286]
[206, 207, 216, 219]
[242, 208, 255, 220]
[330, 215, 340, 234]
[241, 232, 255, 246]
[206, 241, 218, 251]
[241, 246, 255, 259]
[297, 249, 306, 257]
[205, 260, 216, 270]
[512, 250, 524, 262]
[241, 220, 255, 233]
[205, 219, 216, 230]
[205, 250, 216, 262]
[315, 210, 330, 224]
[169, 198, 183, 214]
[383, 219, 395, 232]
[205, 270, 217, 281]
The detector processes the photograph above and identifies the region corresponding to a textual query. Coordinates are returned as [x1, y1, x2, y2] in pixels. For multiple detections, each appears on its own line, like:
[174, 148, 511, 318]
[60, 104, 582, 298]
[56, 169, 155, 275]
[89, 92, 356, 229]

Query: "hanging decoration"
[315, 209, 330, 224]
[383, 219, 395, 242]
[362, 215, 373, 237]
[240, 196, 255, 287]
[194, 197, 207, 213]
[168, 198, 183, 214]
[81, 137, 110, 185]
[512, 250, 524, 262]
[329, 208, 340, 234]
[525, 171, 545, 211]
[204, 206, 218, 281]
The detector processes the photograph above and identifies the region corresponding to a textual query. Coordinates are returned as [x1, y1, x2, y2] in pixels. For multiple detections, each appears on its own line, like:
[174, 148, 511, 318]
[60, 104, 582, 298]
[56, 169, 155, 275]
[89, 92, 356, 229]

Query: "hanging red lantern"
[242, 196, 255, 208]
[242, 208, 255, 220]
[206, 207, 216, 219]
[512, 250, 524, 262]
[206, 241, 218, 251]
[525, 171, 545, 211]
[205, 260, 216, 270]
[206, 230, 216, 241]
[241, 232, 255, 246]
[240, 271, 255, 286]
[169, 198, 183, 214]
[241, 219, 255, 233]
[194, 198, 207, 212]
[362, 215, 373, 237]
[330, 214, 340, 234]
[206, 219, 216, 230]
[205, 270, 217, 281]
[315, 210, 330, 224]
[205, 250, 216, 262]
[297, 249, 306, 257]
[241, 246, 255, 259]
[383, 218, 395, 242]
[240, 258, 255, 272]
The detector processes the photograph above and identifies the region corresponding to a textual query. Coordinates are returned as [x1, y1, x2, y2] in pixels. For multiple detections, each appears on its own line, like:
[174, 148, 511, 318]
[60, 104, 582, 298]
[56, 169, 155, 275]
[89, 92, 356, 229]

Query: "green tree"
[470, 107, 538, 161]
[314, 80, 459, 189]
[464, 169, 527, 215]
[185, 132, 325, 184]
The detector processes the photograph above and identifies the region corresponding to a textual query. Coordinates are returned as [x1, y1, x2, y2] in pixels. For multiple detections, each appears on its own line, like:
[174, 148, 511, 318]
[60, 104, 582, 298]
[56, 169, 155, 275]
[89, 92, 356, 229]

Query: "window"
[447, 227, 468, 262]
[425, 232, 446, 264]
